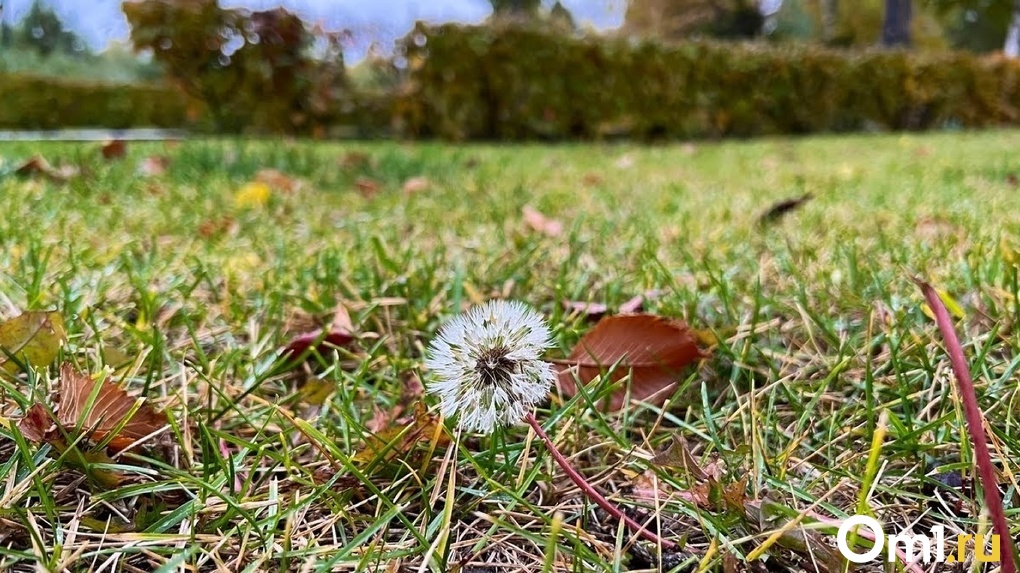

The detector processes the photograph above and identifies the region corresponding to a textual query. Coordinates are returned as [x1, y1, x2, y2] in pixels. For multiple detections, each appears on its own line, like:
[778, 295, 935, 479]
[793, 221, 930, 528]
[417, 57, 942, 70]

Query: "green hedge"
[0, 73, 192, 130]
[397, 23, 1020, 140]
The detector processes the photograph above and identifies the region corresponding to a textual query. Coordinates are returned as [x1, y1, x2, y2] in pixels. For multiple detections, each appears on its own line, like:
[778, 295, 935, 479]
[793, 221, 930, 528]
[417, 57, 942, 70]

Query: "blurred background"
[1, 0, 1018, 139]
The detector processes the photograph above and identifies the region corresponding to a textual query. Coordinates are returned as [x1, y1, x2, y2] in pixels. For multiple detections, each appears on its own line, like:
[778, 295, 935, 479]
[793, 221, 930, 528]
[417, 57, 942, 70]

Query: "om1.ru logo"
[837, 516, 1000, 564]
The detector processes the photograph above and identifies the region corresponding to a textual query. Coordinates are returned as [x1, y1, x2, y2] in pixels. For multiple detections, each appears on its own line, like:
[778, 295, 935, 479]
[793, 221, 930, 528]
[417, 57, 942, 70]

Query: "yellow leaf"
[234, 181, 272, 208]
[1001, 236, 1020, 267]
[0, 311, 66, 372]
[921, 289, 965, 320]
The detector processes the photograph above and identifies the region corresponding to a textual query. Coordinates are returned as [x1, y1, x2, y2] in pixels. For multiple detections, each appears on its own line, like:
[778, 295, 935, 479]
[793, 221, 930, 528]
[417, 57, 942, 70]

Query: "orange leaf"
[355, 177, 381, 197]
[256, 168, 302, 194]
[54, 363, 168, 452]
[555, 314, 704, 410]
[402, 176, 430, 194]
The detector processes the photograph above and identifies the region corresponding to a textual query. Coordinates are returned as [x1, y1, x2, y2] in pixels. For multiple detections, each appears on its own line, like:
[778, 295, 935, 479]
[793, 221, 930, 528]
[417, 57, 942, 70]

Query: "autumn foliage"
[122, 0, 349, 133]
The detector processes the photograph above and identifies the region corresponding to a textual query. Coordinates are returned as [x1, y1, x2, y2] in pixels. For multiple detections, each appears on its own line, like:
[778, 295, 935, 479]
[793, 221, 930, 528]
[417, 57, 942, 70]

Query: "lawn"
[0, 130, 1018, 572]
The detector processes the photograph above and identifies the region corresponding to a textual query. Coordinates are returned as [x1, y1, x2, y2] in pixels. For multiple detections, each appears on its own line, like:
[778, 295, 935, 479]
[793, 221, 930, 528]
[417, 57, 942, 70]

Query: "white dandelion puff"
[425, 300, 555, 433]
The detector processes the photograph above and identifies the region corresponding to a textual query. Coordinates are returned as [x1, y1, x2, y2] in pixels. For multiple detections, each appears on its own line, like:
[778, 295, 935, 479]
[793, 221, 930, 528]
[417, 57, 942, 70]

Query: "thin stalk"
[524, 412, 676, 550]
[918, 280, 1016, 573]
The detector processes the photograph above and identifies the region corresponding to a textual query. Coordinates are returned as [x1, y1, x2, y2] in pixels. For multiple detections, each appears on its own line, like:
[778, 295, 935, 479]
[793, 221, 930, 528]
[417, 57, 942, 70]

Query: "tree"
[882, 0, 912, 46]
[489, 0, 541, 20]
[549, 1, 576, 31]
[122, 0, 347, 132]
[623, 0, 763, 41]
[16, 0, 84, 56]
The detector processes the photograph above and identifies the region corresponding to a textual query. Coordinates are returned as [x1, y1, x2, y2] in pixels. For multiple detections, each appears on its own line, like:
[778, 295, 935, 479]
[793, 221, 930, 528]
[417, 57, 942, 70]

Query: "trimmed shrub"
[397, 23, 1020, 140]
[0, 73, 192, 129]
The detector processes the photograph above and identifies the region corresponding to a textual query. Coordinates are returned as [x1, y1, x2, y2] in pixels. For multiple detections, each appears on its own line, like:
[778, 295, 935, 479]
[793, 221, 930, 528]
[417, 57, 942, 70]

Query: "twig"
[524, 412, 676, 550]
[917, 279, 1017, 573]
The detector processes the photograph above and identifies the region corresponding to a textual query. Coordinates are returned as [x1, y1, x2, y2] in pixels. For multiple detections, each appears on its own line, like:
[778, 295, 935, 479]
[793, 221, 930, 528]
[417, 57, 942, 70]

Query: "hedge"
[0, 73, 192, 130]
[396, 23, 1020, 140]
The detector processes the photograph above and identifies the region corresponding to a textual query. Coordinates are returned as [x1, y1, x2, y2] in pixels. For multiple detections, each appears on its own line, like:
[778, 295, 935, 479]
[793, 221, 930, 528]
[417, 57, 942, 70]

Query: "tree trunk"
[1005, 0, 1020, 58]
[820, 0, 838, 43]
[882, 0, 911, 47]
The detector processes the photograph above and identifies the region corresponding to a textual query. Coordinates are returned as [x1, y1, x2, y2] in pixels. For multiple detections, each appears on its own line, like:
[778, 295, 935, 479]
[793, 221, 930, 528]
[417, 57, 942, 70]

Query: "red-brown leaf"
[54, 363, 168, 452]
[555, 314, 703, 410]
[281, 304, 356, 363]
[17, 403, 54, 443]
[101, 140, 127, 161]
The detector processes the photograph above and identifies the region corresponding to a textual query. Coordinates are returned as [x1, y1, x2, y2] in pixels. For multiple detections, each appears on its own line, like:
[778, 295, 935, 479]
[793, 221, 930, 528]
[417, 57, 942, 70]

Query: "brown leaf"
[53, 363, 168, 452]
[15, 155, 78, 183]
[355, 177, 381, 198]
[651, 434, 707, 480]
[256, 168, 302, 194]
[555, 314, 704, 410]
[338, 151, 371, 170]
[100, 140, 127, 161]
[137, 155, 170, 177]
[402, 176, 430, 194]
[354, 402, 448, 466]
[581, 173, 602, 187]
[757, 193, 813, 227]
[522, 205, 564, 237]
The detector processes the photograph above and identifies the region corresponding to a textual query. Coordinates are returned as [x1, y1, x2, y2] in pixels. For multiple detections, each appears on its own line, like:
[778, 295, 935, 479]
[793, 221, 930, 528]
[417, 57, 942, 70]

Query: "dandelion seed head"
[425, 300, 555, 433]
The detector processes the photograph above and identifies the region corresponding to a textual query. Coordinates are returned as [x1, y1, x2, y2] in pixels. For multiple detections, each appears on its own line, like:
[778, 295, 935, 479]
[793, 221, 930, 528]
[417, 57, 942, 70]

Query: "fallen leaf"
[402, 176, 430, 194]
[53, 363, 168, 452]
[256, 168, 302, 194]
[338, 151, 371, 170]
[651, 434, 707, 480]
[921, 288, 965, 321]
[582, 173, 602, 187]
[522, 205, 564, 237]
[620, 290, 662, 314]
[234, 181, 272, 208]
[354, 402, 448, 466]
[0, 311, 66, 372]
[1007, 173, 1018, 188]
[137, 155, 170, 177]
[355, 177, 381, 198]
[562, 300, 608, 320]
[555, 314, 704, 410]
[757, 193, 813, 227]
[15, 155, 78, 183]
[100, 140, 127, 161]
[17, 403, 53, 443]
[281, 303, 356, 364]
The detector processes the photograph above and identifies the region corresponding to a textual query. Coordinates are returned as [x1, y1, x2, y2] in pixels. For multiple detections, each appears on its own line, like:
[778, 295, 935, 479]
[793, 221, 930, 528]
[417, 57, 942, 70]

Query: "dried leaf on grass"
[15, 156, 79, 183]
[353, 402, 448, 466]
[0, 311, 66, 372]
[562, 300, 608, 320]
[522, 205, 564, 237]
[137, 155, 170, 177]
[256, 168, 303, 194]
[555, 314, 704, 409]
[100, 140, 127, 161]
[402, 176, 430, 194]
[757, 193, 813, 227]
[651, 434, 723, 482]
[17, 364, 169, 488]
[281, 303, 357, 364]
[355, 177, 382, 198]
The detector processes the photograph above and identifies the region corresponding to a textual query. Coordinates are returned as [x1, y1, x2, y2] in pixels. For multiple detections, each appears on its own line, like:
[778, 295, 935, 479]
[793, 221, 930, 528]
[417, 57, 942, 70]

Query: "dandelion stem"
[524, 412, 676, 550]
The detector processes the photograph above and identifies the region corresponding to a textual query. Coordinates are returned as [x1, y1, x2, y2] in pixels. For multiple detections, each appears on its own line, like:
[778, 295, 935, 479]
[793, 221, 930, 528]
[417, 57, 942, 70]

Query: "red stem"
[524, 412, 676, 550]
[919, 281, 1017, 573]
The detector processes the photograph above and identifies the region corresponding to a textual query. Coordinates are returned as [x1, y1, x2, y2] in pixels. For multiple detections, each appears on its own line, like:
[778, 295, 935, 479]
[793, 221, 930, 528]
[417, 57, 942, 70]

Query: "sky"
[1, 0, 628, 59]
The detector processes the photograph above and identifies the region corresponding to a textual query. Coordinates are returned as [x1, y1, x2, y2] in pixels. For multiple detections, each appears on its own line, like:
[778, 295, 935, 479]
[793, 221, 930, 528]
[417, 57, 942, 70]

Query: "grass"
[0, 130, 1018, 572]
